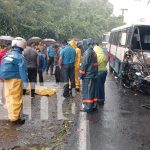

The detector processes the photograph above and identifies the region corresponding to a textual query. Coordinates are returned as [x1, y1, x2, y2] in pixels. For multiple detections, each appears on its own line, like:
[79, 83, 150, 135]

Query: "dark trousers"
[27, 68, 37, 97]
[55, 66, 63, 83]
[38, 70, 44, 86]
[82, 78, 97, 112]
[96, 71, 107, 102]
[61, 63, 75, 97]
[46, 57, 54, 75]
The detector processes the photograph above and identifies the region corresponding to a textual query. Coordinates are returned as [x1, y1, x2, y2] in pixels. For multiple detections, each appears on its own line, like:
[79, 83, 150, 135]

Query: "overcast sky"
[108, 0, 150, 23]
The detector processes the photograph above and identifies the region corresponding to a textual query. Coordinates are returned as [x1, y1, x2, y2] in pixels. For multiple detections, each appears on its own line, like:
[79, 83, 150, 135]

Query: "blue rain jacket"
[47, 46, 55, 57]
[0, 47, 28, 88]
[60, 45, 76, 65]
[38, 52, 46, 71]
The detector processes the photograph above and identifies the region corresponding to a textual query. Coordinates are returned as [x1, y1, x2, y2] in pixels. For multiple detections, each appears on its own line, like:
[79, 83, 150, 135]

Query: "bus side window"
[126, 28, 132, 48]
[110, 32, 115, 45]
[109, 33, 113, 44]
[120, 33, 127, 46]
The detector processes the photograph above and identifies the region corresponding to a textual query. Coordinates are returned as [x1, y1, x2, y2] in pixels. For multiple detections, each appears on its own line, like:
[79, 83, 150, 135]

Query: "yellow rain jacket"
[68, 40, 81, 89]
[94, 45, 107, 72]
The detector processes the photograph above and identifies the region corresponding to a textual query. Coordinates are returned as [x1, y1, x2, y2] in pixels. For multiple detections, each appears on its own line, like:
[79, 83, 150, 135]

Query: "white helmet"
[12, 37, 27, 49]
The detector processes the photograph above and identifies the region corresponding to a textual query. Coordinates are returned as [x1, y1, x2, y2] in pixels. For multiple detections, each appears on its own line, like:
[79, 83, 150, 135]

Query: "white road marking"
[72, 102, 76, 114]
[23, 96, 31, 120]
[79, 112, 90, 150]
[87, 119, 90, 150]
[40, 96, 49, 120]
[56, 85, 68, 120]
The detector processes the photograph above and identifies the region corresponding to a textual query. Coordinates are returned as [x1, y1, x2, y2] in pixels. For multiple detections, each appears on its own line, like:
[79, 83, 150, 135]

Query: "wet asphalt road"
[0, 72, 150, 150]
[0, 74, 77, 149]
[88, 74, 150, 150]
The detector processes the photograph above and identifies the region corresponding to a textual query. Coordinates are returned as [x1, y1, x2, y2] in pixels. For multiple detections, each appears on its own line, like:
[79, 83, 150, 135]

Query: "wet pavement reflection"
[88, 74, 150, 150]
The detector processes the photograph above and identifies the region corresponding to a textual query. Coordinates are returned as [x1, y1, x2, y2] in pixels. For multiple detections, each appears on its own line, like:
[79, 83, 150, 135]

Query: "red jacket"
[0, 49, 7, 64]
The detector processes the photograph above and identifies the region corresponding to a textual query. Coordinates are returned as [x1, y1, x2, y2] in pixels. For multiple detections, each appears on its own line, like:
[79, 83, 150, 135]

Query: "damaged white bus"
[109, 22, 150, 93]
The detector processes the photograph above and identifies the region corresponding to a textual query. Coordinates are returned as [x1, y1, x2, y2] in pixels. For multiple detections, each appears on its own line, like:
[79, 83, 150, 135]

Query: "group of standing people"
[46, 40, 82, 97]
[49, 38, 108, 113]
[0, 36, 108, 125]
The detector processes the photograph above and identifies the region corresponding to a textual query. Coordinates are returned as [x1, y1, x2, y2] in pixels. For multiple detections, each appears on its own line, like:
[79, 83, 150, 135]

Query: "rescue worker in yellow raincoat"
[68, 40, 81, 91]
[0, 37, 28, 125]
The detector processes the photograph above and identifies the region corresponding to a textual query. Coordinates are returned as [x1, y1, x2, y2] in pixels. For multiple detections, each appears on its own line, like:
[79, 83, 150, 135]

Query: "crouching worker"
[80, 39, 98, 112]
[0, 37, 28, 125]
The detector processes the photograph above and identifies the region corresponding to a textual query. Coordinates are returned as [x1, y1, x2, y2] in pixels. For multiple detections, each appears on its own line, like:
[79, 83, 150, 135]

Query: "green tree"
[0, 0, 124, 40]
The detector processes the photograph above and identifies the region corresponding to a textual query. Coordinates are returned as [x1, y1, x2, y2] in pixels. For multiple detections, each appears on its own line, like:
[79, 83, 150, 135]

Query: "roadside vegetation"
[0, 0, 124, 40]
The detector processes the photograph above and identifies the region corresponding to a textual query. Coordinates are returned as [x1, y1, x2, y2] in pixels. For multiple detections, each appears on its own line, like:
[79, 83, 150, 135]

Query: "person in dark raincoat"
[79, 38, 98, 112]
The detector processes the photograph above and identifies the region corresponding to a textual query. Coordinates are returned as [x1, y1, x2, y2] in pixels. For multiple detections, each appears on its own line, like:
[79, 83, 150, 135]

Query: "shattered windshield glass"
[131, 26, 150, 51]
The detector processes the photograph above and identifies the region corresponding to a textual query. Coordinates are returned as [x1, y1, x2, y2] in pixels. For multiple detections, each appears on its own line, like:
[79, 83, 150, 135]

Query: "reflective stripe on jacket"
[80, 47, 98, 79]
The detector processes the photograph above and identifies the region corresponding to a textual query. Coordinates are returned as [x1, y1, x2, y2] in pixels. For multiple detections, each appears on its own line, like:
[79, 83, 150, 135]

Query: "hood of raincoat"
[82, 38, 94, 53]
[77, 41, 84, 55]
[82, 39, 88, 53]
[68, 40, 77, 49]
[87, 38, 94, 47]
[77, 41, 83, 48]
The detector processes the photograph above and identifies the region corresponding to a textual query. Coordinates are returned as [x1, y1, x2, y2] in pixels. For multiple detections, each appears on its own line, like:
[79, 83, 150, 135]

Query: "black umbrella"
[0, 36, 14, 41]
[28, 37, 42, 43]
[42, 38, 56, 44]
[0, 36, 14, 46]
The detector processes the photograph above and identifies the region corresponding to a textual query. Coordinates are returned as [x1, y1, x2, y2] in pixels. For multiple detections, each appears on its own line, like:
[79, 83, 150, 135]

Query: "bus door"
[114, 32, 128, 75]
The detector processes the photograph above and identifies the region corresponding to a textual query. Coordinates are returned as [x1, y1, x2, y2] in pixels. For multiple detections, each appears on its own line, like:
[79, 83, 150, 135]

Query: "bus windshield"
[131, 26, 150, 51]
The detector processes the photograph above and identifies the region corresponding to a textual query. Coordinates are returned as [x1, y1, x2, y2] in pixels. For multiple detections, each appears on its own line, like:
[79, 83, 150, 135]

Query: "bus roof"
[111, 22, 150, 32]
[103, 32, 110, 35]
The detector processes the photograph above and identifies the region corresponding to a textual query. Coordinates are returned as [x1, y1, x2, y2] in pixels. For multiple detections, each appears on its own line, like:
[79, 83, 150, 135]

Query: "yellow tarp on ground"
[27, 85, 56, 96]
